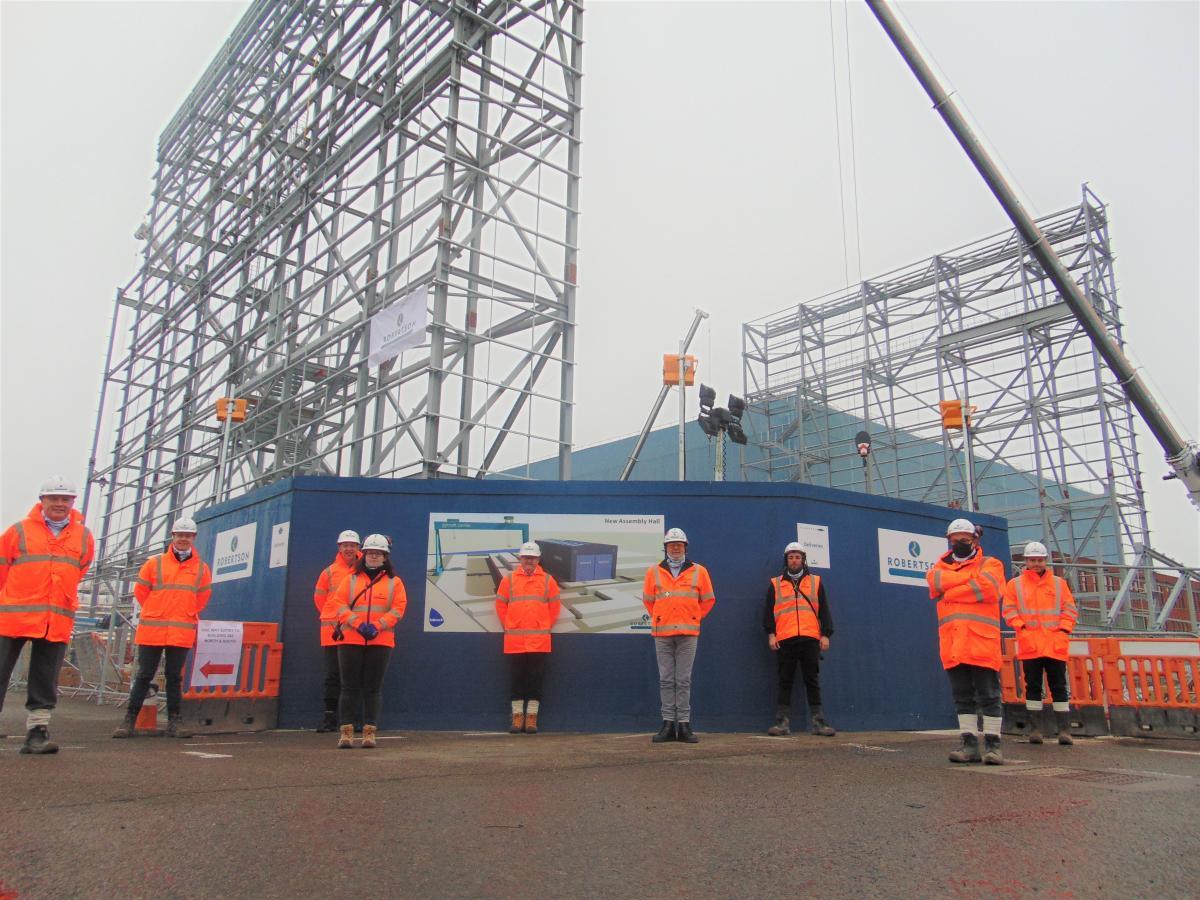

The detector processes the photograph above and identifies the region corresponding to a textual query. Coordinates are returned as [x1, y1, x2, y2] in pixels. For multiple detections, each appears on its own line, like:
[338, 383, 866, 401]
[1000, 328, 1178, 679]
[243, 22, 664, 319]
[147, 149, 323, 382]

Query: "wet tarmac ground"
[2, 695, 1198, 898]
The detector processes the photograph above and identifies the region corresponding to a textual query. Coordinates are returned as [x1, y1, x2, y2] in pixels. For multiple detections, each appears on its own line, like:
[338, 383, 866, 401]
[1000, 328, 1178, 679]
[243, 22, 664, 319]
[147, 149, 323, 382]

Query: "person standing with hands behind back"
[763, 542, 835, 737]
[328, 534, 406, 749]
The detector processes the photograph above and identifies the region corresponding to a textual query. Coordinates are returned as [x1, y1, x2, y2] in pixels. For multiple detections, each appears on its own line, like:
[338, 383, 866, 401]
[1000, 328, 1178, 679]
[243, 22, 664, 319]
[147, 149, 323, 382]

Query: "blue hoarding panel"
[200, 476, 1008, 733]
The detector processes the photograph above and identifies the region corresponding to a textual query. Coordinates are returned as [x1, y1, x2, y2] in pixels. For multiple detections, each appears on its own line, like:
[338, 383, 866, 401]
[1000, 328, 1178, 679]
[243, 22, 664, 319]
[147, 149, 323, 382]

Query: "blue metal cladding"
[195, 476, 1008, 733]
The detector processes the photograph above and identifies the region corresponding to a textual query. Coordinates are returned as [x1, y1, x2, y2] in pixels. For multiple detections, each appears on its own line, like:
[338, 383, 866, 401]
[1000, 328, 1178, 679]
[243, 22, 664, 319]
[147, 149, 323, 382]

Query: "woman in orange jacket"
[495, 541, 562, 734]
[326, 533, 407, 749]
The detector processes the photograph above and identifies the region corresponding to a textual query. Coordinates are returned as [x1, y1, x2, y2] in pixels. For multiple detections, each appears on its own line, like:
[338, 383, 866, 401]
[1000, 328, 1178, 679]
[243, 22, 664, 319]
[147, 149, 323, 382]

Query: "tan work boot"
[1055, 711, 1074, 745]
[361, 724, 378, 748]
[524, 710, 539, 734]
[337, 724, 354, 749]
[510, 710, 525, 734]
[112, 714, 138, 739]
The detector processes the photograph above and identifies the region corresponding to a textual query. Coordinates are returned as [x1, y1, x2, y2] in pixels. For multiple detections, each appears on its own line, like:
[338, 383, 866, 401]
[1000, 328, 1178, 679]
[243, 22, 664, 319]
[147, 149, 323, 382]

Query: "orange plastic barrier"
[1002, 635, 1200, 738]
[183, 622, 282, 701]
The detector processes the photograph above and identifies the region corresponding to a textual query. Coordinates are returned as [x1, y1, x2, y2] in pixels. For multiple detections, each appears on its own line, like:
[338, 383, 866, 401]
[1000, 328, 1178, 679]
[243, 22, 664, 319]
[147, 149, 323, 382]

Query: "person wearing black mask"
[762, 542, 835, 736]
[926, 518, 1007, 764]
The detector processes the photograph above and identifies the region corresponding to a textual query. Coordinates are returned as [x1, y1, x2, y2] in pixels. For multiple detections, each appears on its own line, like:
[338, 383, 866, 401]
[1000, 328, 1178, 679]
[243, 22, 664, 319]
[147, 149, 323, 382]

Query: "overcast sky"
[2, 1, 1197, 564]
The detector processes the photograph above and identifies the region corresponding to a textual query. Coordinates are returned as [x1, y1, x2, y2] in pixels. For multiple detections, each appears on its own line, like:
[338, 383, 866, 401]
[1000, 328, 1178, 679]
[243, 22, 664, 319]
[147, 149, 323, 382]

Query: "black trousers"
[338, 645, 391, 726]
[322, 646, 341, 713]
[1022, 657, 1070, 703]
[0, 636, 67, 715]
[128, 645, 191, 717]
[776, 637, 822, 708]
[947, 663, 1002, 718]
[509, 652, 547, 702]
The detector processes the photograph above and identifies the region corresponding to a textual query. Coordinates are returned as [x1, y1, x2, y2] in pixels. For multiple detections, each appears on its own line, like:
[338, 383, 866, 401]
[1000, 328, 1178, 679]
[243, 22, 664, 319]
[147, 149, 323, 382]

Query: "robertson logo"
[878, 528, 943, 586]
[908, 540, 920, 557]
[428, 608, 444, 628]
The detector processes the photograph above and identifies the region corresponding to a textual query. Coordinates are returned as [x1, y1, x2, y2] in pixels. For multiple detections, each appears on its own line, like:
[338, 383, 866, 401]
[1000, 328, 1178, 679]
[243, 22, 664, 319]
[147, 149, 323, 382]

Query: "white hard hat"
[518, 541, 541, 557]
[171, 517, 198, 534]
[1024, 541, 1048, 558]
[362, 534, 390, 553]
[337, 530, 361, 545]
[39, 476, 78, 497]
[784, 541, 806, 555]
[947, 518, 976, 537]
[664, 527, 688, 544]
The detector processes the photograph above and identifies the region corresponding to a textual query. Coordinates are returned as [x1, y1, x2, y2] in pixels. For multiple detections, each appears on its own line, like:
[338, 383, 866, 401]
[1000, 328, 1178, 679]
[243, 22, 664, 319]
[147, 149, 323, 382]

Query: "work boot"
[112, 713, 138, 739]
[337, 724, 354, 749]
[810, 708, 836, 737]
[652, 720, 676, 744]
[676, 721, 699, 744]
[983, 734, 1004, 765]
[1056, 711, 1074, 746]
[361, 724, 377, 749]
[20, 726, 59, 755]
[510, 710, 525, 734]
[316, 710, 338, 733]
[1027, 709, 1043, 744]
[524, 710, 539, 734]
[948, 733, 981, 764]
[767, 706, 790, 736]
[166, 715, 193, 739]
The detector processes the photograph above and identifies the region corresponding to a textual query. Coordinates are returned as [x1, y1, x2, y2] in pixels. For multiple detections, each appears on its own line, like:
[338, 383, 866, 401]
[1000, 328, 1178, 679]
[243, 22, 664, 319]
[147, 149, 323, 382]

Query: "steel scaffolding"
[82, 0, 583, 610]
[741, 186, 1149, 565]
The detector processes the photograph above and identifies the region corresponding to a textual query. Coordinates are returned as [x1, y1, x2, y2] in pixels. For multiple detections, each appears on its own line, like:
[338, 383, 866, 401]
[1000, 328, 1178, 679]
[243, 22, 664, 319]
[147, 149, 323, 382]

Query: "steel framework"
[741, 186, 1149, 565]
[82, 0, 583, 610]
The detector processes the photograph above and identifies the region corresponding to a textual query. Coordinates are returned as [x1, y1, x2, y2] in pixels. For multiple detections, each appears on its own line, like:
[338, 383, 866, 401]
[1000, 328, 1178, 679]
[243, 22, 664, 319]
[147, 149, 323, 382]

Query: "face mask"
[363, 562, 383, 575]
[666, 551, 684, 563]
[951, 540, 974, 559]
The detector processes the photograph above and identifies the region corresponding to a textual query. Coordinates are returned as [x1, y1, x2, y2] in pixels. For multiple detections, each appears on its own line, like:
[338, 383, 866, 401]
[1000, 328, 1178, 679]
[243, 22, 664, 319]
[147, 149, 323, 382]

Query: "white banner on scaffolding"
[368, 285, 428, 369]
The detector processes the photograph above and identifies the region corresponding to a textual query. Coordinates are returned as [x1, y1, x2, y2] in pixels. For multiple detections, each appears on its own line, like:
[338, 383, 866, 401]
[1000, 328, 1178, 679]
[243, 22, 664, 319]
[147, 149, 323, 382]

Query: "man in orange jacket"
[926, 517, 1007, 764]
[643, 527, 716, 744]
[0, 476, 95, 754]
[495, 541, 562, 734]
[1003, 541, 1078, 746]
[313, 529, 361, 733]
[113, 517, 212, 739]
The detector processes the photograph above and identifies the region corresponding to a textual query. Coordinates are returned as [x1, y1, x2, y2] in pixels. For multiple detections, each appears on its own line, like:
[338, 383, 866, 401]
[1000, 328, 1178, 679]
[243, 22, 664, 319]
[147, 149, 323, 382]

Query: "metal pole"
[962, 422, 975, 512]
[621, 308, 709, 481]
[866, 0, 1200, 502]
[678, 339, 687, 481]
[214, 409, 233, 503]
[715, 430, 726, 482]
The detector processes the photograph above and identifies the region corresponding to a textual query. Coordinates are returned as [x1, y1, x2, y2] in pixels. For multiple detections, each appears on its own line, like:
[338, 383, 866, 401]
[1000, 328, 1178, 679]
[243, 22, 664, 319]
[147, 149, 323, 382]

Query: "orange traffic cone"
[135, 685, 161, 734]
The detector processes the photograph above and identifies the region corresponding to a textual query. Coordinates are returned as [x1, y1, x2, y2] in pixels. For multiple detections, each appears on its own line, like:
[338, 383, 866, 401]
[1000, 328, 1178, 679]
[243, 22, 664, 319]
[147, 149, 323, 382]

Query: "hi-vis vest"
[773, 573, 822, 641]
[0, 506, 95, 643]
[927, 552, 1006, 671]
[495, 567, 561, 654]
[134, 551, 213, 648]
[314, 555, 358, 647]
[331, 572, 408, 648]
[1002, 571, 1077, 661]
[642, 563, 716, 638]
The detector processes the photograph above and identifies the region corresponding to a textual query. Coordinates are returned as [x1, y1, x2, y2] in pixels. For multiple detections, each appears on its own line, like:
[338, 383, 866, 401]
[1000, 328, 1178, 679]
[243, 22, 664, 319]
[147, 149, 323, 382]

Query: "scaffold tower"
[83, 0, 583, 601]
[741, 186, 1149, 565]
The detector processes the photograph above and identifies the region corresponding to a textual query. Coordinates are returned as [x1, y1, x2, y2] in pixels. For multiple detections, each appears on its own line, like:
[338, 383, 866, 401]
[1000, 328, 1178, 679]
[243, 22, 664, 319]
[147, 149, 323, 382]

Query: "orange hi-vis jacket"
[642, 560, 716, 638]
[1002, 569, 1078, 661]
[926, 551, 1006, 671]
[134, 550, 213, 648]
[495, 565, 562, 654]
[314, 554, 358, 647]
[328, 571, 407, 647]
[0, 505, 95, 643]
[772, 573, 822, 641]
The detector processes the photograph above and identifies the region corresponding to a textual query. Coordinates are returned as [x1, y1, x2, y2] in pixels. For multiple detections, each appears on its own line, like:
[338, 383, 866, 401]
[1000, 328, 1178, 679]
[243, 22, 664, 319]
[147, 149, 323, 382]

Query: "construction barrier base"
[1109, 705, 1200, 740]
[181, 697, 279, 735]
[1001, 703, 1107, 738]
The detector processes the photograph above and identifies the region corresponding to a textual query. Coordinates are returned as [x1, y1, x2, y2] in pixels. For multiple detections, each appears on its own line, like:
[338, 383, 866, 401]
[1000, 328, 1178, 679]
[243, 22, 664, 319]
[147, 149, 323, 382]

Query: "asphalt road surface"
[2, 695, 1198, 898]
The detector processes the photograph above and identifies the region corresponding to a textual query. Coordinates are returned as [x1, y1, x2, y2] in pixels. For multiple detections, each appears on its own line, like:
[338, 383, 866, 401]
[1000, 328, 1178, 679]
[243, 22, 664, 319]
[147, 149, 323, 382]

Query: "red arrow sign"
[199, 661, 235, 678]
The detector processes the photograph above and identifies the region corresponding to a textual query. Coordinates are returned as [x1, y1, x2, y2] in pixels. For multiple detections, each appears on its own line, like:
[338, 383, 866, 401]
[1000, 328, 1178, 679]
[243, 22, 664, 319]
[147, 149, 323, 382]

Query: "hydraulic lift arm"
[866, 0, 1200, 510]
